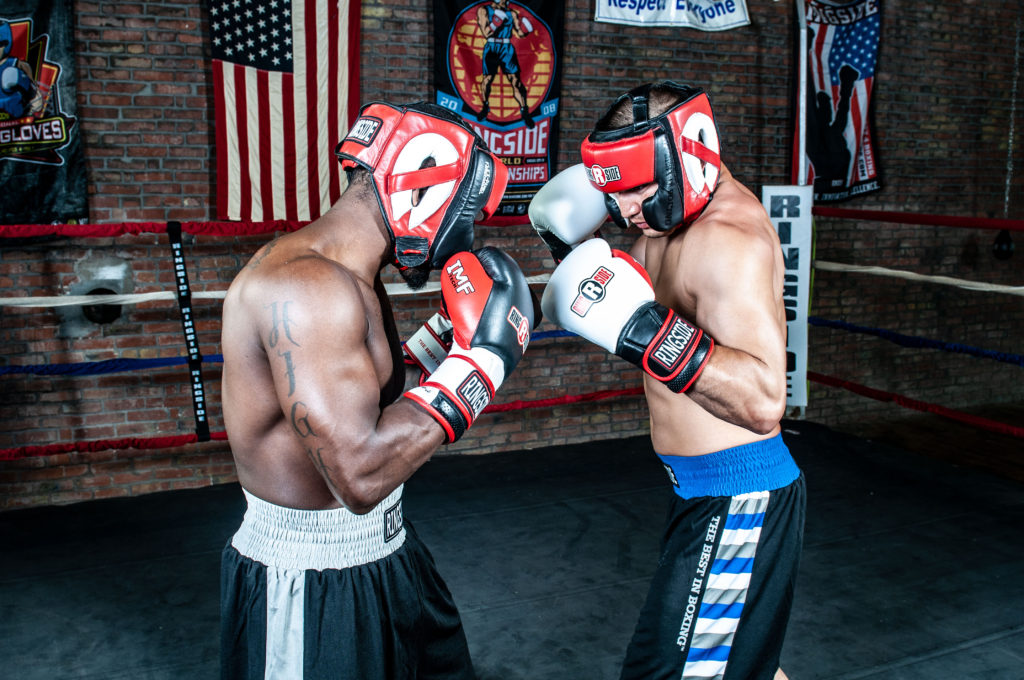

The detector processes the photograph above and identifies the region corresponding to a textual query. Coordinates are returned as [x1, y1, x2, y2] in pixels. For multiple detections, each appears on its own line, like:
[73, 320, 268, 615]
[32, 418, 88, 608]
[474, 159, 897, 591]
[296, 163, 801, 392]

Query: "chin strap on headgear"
[335, 101, 509, 270]
[580, 81, 721, 232]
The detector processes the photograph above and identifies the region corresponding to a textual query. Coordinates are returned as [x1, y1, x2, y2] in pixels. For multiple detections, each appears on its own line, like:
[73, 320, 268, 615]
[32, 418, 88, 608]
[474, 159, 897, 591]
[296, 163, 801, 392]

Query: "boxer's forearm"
[679, 345, 787, 435]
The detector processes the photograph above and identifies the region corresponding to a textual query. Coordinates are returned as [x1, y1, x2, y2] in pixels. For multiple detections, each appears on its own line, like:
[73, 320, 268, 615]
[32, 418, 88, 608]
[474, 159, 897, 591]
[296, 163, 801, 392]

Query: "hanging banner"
[595, 0, 749, 30]
[792, 0, 882, 202]
[208, 0, 361, 222]
[433, 0, 564, 225]
[762, 185, 813, 410]
[0, 1, 88, 224]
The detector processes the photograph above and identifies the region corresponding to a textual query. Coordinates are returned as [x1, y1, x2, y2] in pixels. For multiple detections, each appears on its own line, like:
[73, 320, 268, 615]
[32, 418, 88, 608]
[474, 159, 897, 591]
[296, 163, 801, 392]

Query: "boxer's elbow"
[746, 402, 785, 435]
[336, 481, 380, 515]
[739, 383, 786, 435]
[321, 457, 384, 515]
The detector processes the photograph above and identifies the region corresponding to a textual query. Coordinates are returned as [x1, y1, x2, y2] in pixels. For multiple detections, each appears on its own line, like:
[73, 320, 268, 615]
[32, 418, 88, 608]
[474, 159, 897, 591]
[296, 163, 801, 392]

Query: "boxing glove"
[541, 238, 713, 393]
[403, 308, 453, 378]
[405, 247, 535, 443]
[488, 8, 507, 32]
[528, 164, 609, 263]
[519, 15, 534, 34]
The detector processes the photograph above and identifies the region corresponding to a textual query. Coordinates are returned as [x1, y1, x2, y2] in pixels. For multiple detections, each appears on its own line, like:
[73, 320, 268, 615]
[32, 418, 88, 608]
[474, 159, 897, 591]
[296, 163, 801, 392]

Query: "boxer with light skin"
[219, 100, 535, 680]
[532, 82, 804, 680]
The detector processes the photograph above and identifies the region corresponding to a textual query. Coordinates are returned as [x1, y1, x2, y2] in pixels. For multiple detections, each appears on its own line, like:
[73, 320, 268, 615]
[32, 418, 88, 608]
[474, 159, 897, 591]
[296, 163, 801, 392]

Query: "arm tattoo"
[246, 239, 279, 270]
[267, 300, 300, 348]
[290, 401, 317, 438]
[278, 349, 296, 396]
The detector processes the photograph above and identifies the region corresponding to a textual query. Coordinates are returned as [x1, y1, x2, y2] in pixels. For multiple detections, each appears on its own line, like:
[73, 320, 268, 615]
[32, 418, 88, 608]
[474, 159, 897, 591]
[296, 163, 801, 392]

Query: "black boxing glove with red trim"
[404, 247, 535, 443]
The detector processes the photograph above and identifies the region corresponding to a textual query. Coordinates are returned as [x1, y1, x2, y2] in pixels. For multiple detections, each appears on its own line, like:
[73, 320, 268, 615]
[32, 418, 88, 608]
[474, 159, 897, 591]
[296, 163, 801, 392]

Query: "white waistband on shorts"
[230, 485, 406, 571]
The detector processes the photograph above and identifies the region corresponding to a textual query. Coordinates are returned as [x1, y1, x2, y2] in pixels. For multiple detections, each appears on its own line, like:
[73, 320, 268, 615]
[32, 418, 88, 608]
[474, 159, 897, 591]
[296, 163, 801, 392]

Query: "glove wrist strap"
[617, 301, 714, 393]
[403, 348, 500, 443]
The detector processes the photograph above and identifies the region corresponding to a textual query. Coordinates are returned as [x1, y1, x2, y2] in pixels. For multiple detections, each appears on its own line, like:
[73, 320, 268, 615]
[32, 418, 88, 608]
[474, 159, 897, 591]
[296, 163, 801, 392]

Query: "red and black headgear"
[580, 82, 721, 232]
[335, 102, 509, 270]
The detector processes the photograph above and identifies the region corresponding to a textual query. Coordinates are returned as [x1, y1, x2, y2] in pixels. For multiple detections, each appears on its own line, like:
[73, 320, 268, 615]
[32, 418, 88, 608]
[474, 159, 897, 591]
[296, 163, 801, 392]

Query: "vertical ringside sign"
[762, 186, 813, 410]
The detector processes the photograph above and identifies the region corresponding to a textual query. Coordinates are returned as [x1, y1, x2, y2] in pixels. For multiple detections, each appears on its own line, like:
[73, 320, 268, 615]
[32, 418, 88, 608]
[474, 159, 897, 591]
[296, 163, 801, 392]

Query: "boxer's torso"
[220, 233, 403, 509]
[639, 172, 787, 457]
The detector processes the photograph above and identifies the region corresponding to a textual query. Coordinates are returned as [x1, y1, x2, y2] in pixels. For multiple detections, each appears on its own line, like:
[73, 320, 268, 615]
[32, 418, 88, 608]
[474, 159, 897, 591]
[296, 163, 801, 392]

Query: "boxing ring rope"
[2, 207, 1022, 461]
[810, 207, 1024, 232]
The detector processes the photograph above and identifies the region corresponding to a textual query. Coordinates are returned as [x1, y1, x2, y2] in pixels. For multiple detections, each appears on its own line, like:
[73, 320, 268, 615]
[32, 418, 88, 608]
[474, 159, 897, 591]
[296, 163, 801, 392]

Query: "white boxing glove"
[541, 238, 714, 394]
[488, 8, 507, 32]
[528, 164, 609, 263]
[403, 309, 453, 378]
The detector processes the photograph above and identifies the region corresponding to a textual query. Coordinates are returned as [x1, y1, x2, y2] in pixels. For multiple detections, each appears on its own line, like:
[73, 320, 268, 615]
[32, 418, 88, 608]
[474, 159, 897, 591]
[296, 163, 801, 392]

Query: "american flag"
[209, 0, 360, 222]
[793, 0, 881, 201]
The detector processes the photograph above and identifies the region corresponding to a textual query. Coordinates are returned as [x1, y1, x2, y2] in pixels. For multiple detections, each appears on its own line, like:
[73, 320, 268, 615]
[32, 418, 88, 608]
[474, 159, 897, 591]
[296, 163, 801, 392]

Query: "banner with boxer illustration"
[0, 0, 88, 224]
[791, 0, 882, 202]
[433, 0, 565, 225]
[594, 0, 750, 31]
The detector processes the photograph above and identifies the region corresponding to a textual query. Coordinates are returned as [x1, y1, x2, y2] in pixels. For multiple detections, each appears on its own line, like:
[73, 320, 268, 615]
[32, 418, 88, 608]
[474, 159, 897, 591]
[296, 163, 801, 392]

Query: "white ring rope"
[813, 260, 1024, 296]
[1, 265, 1021, 308]
[0, 275, 555, 308]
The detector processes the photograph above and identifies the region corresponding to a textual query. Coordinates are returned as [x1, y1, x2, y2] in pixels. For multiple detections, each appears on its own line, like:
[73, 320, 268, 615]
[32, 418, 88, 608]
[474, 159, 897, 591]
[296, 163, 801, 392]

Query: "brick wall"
[1, 0, 1021, 509]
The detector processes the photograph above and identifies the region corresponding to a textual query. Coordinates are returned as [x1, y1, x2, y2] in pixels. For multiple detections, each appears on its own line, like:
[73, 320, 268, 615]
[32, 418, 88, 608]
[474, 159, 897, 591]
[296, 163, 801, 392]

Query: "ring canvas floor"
[1, 419, 1022, 679]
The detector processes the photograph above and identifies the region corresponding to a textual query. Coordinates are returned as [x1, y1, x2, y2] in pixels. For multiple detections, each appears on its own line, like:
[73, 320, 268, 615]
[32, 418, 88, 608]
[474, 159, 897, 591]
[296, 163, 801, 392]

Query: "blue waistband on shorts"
[656, 434, 800, 499]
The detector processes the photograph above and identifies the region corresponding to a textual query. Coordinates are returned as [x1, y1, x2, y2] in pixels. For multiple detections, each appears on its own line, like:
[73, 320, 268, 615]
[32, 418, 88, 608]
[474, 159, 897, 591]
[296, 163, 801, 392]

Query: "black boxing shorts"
[220, 485, 475, 680]
[620, 435, 805, 680]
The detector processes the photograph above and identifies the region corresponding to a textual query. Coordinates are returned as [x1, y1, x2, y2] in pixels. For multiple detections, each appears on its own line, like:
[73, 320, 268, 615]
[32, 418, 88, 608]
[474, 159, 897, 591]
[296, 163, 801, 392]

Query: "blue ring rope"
[807, 316, 1024, 367]
[3, 321, 1019, 376]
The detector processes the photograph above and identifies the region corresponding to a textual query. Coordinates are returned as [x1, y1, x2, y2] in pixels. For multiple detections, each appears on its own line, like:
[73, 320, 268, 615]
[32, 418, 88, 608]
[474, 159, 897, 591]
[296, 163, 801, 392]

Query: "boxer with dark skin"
[218, 101, 533, 680]
[221, 174, 441, 514]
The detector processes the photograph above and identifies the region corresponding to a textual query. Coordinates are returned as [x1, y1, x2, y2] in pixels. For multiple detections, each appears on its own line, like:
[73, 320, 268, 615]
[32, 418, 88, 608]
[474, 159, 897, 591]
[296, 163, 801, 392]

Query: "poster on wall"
[0, 0, 88, 225]
[791, 0, 882, 202]
[762, 185, 813, 411]
[433, 0, 564, 225]
[208, 0, 361, 222]
[594, 0, 750, 30]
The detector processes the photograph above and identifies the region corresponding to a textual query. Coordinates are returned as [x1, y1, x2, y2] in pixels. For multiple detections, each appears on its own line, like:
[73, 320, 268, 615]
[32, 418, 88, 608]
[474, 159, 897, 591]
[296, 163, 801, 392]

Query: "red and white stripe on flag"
[209, 0, 361, 222]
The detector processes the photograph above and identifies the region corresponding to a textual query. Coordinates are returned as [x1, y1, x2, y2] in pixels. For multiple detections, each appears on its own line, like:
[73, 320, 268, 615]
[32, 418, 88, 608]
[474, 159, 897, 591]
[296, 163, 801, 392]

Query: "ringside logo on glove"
[649, 317, 699, 372]
[571, 266, 614, 317]
[507, 307, 530, 350]
[456, 372, 493, 418]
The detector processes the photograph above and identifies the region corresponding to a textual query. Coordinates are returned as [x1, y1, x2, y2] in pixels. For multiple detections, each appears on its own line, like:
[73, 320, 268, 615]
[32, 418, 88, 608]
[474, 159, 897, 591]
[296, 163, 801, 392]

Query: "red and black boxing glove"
[404, 247, 536, 443]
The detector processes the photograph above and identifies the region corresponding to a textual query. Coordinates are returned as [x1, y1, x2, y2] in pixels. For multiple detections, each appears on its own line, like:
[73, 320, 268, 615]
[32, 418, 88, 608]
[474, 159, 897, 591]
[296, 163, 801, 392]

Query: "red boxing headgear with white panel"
[335, 102, 509, 269]
[580, 82, 721, 232]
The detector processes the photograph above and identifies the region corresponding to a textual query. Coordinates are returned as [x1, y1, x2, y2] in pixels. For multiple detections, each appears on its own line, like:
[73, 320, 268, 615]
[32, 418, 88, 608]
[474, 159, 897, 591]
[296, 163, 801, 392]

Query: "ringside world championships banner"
[433, 0, 565, 225]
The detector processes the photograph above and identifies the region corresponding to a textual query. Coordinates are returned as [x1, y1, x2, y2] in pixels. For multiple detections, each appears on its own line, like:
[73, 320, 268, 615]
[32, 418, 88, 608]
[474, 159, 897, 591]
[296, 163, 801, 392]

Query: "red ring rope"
[812, 207, 1024, 232]
[0, 220, 308, 239]
[808, 372, 1024, 438]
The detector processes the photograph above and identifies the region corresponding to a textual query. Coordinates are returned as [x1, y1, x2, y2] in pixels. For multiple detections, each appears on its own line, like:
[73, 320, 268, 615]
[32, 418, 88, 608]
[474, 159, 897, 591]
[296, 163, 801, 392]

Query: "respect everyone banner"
[595, 0, 750, 30]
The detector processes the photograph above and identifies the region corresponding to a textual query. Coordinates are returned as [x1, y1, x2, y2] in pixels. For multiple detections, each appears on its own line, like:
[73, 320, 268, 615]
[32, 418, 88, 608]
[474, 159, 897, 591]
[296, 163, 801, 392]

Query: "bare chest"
[645, 240, 699, 319]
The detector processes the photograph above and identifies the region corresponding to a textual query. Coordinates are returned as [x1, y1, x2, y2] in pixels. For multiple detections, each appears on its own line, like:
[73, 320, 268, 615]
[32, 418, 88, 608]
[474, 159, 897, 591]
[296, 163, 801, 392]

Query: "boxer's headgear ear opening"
[580, 82, 721, 232]
[335, 101, 509, 270]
